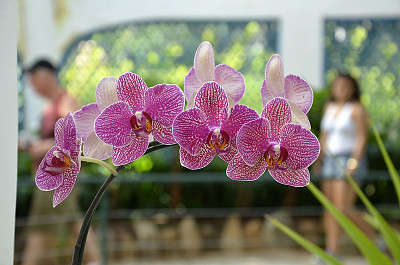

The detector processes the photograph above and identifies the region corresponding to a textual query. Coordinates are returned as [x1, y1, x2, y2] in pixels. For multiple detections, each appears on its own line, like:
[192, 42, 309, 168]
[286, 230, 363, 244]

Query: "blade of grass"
[307, 182, 393, 265]
[370, 118, 400, 206]
[267, 215, 344, 265]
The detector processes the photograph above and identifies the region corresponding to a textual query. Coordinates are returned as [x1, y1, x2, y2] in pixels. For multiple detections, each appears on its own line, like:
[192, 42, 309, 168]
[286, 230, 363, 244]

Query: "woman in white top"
[314, 73, 374, 256]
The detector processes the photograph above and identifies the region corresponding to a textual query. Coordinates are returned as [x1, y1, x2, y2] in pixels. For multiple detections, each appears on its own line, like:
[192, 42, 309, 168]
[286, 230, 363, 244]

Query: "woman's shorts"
[321, 153, 367, 180]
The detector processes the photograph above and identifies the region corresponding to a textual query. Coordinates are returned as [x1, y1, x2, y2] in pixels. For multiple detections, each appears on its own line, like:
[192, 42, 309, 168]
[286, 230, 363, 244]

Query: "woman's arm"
[348, 102, 368, 174]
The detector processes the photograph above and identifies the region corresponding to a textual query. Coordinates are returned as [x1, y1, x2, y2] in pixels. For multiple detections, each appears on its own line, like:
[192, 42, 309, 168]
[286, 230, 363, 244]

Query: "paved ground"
[111, 248, 368, 265]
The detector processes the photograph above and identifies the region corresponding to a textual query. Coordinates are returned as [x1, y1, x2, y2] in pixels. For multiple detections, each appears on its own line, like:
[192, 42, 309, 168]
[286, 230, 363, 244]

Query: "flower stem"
[71, 141, 173, 265]
[81, 156, 118, 176]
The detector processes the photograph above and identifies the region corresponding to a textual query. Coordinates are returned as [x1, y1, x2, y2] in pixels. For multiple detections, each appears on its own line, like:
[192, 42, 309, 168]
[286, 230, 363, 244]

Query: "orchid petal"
[117, 72, 147, 112]
[280, 124, 320, 170]
[226, 154, 267, 181]
[269, 168, 310, 187]
[180, 145, 214, 170]
[36, 146, 64, 191]
[194, 41, 215, 83]
[54, 113, 76, 151]
[112, 135, 149, 165]
[83, 132, 113, 160]
[73, 103, 100, 142]
[261, 98, 292, 140]
[96, 76, 119, 111]
[52, 163, 80, 207]
[261, 54, 284, 107]
[184, 67, 203, 105]
[95, 102, 133, 147]
[218, 144, 237, 163]
[151, 121, 176, 145]
[194, 82, 228, 128]
[172, 108, 209, 156]
[236, 118, 271, 166]
[214, 64, 245, 105]
[145, 84, 184, 126]
[186, 91, 197, 110]
[287, 101, 311, 130]
[284, 75, 313, 114]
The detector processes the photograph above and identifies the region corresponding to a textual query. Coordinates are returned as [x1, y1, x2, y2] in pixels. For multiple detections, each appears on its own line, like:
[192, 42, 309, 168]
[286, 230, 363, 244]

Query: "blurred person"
[19, 59, 100, 265]
[313, 73, 375, 257]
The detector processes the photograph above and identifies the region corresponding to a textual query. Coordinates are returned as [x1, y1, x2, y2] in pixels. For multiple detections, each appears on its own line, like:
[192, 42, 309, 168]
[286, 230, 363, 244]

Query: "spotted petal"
[261, 54, 285, 107]
[184, 67, 203, 108]
[117, 72, 147, 112]
[280, 124, 320, 170]
[226, 154, 267, 181]
[54, 113, 76, 151]
[194, 82, 228, 128]
[172, 108, 210, 156]
[284, 75, 313, 114]
[74, 103, 100, 142]
[214, 64, 245, 105]
[52, 162, 80, 207]
[151, 121, 176, 145]
[112, 134, 149, 165]
[96, 76, 119, 111]
[83, 133, 113, 160]
[95, 102, 133, 147]
[261, 97, 292, 140]
[269, 168, 310, 187]
[180, 145, 214, 170]
[194, 41, 215, 83]
[145, 84, 184, 126]
[236, 118, 271, 166]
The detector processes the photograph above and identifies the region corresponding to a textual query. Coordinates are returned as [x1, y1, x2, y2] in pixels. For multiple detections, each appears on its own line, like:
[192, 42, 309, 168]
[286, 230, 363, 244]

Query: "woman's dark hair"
[330, 73, 361, 102]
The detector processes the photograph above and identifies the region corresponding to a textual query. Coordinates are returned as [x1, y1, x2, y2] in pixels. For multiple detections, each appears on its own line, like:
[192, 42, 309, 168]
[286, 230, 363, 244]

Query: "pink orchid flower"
[173, 81, 259, 169]
[227, 97, 320, 187]
[260, 54, 313, 129]
[184, 41, 245, 109]
[74, 76, 118, 160]
[36, 113, 82, 207]
[95, 72, 185, 165]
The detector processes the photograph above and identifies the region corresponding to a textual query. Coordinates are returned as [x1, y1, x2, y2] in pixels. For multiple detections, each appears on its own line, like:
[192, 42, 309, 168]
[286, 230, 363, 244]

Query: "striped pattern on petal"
[280, 124, 320, 170]
[151, 121, 176, 145]
[52, 162, 80, 207]
[112, 135, 149, 166]
[180, 145, 214, 170]
[226, 154, 267, 181]
[261, 97, 292, 140]
[54, 113, 76, 151]
[96, 76, 118, 110]
[117, 72, 147, 112]
[284, 75, 313, 114]
[194, 41, 215, 83]
[214, 64, 245, 105]
[287, 101, 311, 130]
[194, 82, 228, 128]
[83, 133, 113, 160]
[74, 103, 100, 142]
[269, 168, 310, 187]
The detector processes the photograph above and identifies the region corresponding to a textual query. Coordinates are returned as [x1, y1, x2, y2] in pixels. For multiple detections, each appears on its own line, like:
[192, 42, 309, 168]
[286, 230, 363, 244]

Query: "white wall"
[0, 0, 17, 264]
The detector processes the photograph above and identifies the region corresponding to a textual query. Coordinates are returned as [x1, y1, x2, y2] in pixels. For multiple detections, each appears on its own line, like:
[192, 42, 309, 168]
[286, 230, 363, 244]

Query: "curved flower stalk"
[184, 41, 245, 108]
[95, 72, 185, 166]
[227, 97, 320, 187]
[74, 76, 118, 160]
[173, 81, 259, 169]
[260, 54, 313, 129]
[35, 113, 82, 207]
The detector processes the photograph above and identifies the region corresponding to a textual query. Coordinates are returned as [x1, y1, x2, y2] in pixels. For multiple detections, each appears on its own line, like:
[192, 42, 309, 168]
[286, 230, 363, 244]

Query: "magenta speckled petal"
[117, 72, 147, 112]
[145, 84, 184, 126]
[236, 118, 271, 166]
[96, 76, 118, 110]
[214, 64, 245, 105]
[54, 113, 76, 151]
[219, 144, 237, 163]
[194, 41, 215, 83]
[261, 97, 292, 140]
[261, 54, 285, 107]
[151, 121, 176, 145]
[172, 108, 209, 156]
[83, 133, 113, 160]
[280, 124, 320, 170]
[52, 162, 80, 207]
[222, 104, 259, 146]
[180, 145, 214, 170]
[36, 146, 64, 190]
[184, 67, 203, 107]
[226, 154, 267, 181]
[73, 103, 101, 142]
[284, 75, 313, 114]
[287, 101, 311, 130]
[111, 135, 149, 165]
[95, 102, 133, 147]
[269, 168, 310, 187]
[194, 82, 228, 128]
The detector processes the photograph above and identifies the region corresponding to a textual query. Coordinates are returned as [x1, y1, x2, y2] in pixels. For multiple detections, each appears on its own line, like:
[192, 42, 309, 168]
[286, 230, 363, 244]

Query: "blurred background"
[16, 0, 400, 264]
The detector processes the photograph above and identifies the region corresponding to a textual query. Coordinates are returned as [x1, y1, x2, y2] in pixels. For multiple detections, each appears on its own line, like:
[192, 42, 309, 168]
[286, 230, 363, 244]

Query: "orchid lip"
[43, 149, 72, 176]
[264, 143, 288, 171]
[129, 110, 153, 137]
[206, 128, 230, 155]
